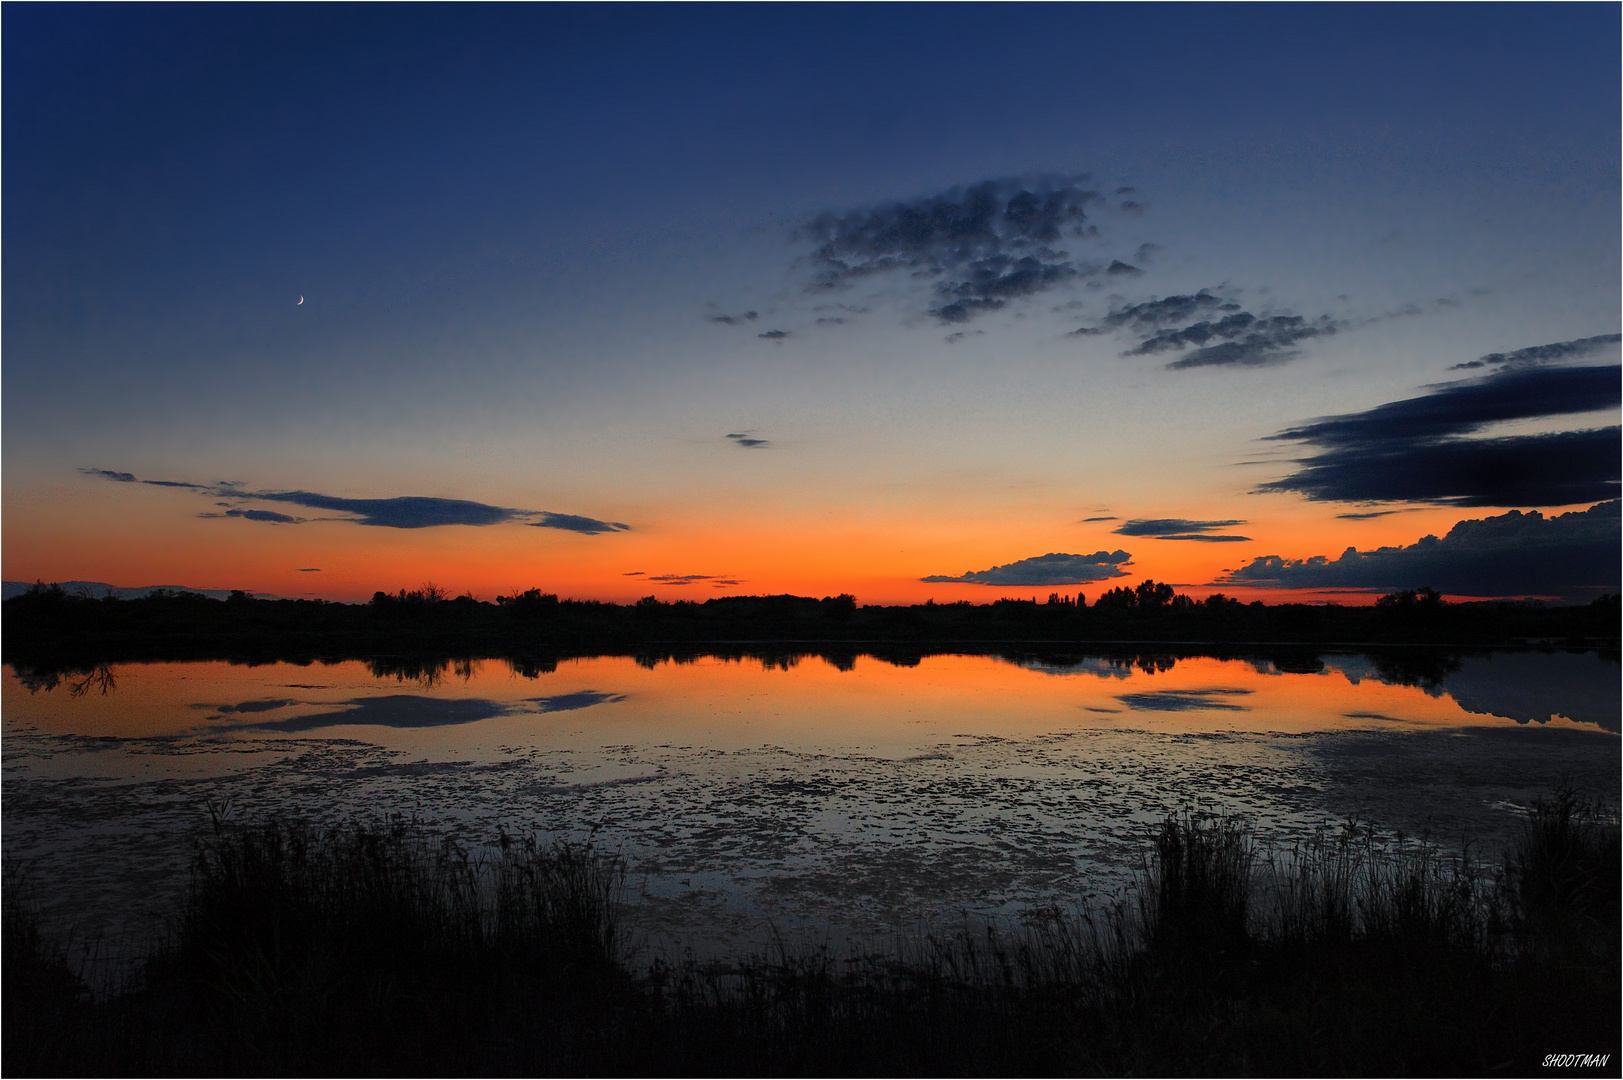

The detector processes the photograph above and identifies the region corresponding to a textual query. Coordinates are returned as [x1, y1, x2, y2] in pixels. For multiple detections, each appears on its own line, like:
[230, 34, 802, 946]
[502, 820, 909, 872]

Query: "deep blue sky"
[5, 4, 1618, 601]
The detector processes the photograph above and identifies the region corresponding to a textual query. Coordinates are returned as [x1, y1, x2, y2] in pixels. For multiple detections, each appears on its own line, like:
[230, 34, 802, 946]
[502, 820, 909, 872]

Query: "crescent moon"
[297, 296, 304, 305]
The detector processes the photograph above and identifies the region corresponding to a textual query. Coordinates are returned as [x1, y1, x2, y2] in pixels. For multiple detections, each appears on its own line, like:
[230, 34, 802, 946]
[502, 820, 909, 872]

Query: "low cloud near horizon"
[80, 468, 630, 534]
[1115, 518, 1251, 542]
[645, 573, 745, 588]
[1221, 500, 1620, 601]
[922, 550, 1132, 586]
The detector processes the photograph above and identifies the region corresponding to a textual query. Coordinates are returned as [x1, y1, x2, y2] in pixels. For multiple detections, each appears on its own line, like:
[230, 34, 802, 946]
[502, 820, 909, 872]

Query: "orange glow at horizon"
[2, 477, 1589, 607]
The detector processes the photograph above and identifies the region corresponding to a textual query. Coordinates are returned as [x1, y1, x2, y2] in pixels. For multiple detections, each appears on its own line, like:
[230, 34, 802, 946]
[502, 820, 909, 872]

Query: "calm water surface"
[4, 649, 1617, 958]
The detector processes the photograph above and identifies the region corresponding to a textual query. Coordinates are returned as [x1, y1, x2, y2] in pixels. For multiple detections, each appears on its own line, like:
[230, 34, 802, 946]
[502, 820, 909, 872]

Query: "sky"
[4, 4, 1619, 604]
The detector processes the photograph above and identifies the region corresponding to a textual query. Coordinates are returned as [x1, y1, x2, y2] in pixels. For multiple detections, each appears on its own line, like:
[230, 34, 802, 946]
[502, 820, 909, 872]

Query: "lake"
[4, 647, 1617, 963]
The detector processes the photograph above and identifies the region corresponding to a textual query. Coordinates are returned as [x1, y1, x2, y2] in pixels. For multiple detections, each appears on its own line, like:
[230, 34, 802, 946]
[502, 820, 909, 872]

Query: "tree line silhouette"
[3, 579, 1615, 672]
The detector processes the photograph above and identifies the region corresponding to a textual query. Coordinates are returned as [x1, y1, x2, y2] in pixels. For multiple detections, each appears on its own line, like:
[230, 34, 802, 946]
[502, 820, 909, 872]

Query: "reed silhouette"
[5, 788, 1616, 1075]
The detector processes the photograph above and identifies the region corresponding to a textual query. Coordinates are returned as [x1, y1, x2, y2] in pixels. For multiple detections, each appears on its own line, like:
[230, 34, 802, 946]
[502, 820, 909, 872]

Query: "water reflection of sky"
[3, 650, 1616, 962]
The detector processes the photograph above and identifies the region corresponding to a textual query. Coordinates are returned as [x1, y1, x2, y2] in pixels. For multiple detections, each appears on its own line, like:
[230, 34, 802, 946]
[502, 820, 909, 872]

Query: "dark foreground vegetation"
[4, 581, 1618, 672]
[6, 790, 1617, 1076]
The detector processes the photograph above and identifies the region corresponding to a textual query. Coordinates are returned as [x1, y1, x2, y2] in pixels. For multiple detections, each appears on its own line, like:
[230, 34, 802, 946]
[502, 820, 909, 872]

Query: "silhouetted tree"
[1377, 587, 1444, 610]
[821, 594, 857, 620]
[499, 589, 560, 616]
[1094, 585, 1137, 612]
[1135, 580, 1175, 611]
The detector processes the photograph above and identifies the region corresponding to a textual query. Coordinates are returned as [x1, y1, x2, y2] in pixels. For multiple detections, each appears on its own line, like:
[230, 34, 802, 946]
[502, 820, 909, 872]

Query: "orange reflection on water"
[3, 652, 1599, 757]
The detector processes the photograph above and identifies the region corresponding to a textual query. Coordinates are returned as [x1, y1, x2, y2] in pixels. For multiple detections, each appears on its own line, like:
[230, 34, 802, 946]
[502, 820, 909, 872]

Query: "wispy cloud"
[1114, 518, 1251, 542]
[708, 310, 759, 326]
[726, 432, 770, 449]
[922, 550, 1132, 586]
[1257, 360, 1621, 506]
[81, 469, 631, 533]
[799, 176, 1107, 323]
[527, 512, 630, 535]
[1071, 289, 1341, 369]
[1448, 332, 1619, 371]
[645, 572, 744, 587]
[226, 508, 301, 524]
[1069, 290, 1238, 335]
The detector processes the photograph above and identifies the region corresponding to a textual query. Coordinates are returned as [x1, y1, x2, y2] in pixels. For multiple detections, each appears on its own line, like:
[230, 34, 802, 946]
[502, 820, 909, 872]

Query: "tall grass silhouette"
[5, 786, 1616, 1074]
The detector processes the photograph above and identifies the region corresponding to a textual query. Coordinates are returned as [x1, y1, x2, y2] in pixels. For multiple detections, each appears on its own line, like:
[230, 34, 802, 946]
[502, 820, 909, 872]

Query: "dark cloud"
[528, 512, 630, 535]
[526, 691, 626, 713]
[1106, 260, 1142, 276]
[257, 491, 516, 528]
[624, 570, 645, 576]
[1269, 364, 1618, 448]
[801, 176, 1104, 323]
[215, 699, 297, 715]
[1073, 290, 1238, 336]
[1163, 317, 1338, 370]
[223, 691, 624, 733]
[1448, 333, 1619, 371]
[78, 468, 205, 491]
[225, 508, 301, 524]
[1263, 429, 1619, 508]
[932, 258, 1081, 323]
[297, 567, 322, 572]
[1080, 515, 1118, 522]
[709, 310, 758, 326]
[1128, 312, 1265, 353]
[1116, 689, 1251, 712]
[922, 550, 1132, 586]
[1221, 500, 1620, 601]
[645, 573, 742, 586]
[1073, 289, 1340, 369]
[231, 695, 514, 733]
[83, 468, 631, 533]
[726, 432, 770, 449]
[1115, 518, 1251, 542]
[1335, 510, 1404, 520]
[758, 329, 789, 340]
[1259, 363, 1621, 506]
